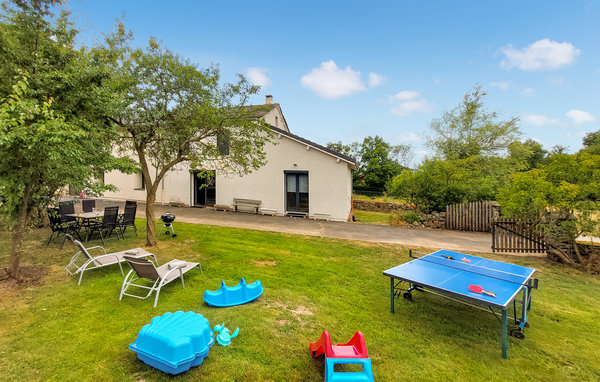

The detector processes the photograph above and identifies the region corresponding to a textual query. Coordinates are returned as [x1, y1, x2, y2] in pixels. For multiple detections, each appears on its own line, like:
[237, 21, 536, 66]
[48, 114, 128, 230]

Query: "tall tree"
[105, 29, 273, 246]
[355, 136, 412, 191]
[427, 85, 520, 160]
[0, 1, 131, 278]
[329, 136, 412, 192]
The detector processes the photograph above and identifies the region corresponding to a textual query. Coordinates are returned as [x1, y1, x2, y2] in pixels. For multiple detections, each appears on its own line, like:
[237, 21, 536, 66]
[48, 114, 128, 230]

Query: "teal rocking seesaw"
[203, 278, 263, 307]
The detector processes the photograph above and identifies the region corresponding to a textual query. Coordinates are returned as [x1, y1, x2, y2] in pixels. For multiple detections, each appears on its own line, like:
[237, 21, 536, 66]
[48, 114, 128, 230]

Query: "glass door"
[193, 171, 216, 207]
[285, 172, 309, 213]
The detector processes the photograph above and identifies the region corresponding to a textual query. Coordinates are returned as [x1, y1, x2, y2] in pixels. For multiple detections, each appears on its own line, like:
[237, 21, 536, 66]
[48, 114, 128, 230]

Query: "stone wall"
[352, 199, 413, 213]
[353, 199, 446, 229]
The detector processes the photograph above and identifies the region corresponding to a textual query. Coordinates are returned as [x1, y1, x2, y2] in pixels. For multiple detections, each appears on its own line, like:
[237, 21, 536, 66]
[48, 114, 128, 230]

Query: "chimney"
[265, 95, 273, 105]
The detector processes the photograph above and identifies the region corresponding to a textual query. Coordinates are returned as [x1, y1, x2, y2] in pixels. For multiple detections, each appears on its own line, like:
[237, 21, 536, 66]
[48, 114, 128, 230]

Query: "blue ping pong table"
[383, 249, 538, 358]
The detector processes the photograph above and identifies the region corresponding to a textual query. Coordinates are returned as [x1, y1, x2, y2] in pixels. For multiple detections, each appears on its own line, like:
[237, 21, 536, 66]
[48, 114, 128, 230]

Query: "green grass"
[352, 194, 404, 203]
[1, 220, 599, 381]
[354, 210, 392, 225]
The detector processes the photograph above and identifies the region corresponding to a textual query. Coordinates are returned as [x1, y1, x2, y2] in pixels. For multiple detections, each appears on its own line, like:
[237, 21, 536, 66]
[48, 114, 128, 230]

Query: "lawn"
[352, 194, 404, 203]
[354, 210, 392, 225]
[1, 220, 599, 381]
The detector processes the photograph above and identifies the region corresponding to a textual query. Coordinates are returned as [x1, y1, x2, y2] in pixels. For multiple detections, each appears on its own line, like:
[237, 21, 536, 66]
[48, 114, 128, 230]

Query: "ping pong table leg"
[390, 277, 395, 313]
[521, 286, 528, 328]
[502, 309, 508, 359]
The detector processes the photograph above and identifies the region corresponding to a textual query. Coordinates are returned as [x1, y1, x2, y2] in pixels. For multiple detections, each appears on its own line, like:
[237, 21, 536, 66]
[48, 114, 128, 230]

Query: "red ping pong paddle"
[468, 284, 496, 298]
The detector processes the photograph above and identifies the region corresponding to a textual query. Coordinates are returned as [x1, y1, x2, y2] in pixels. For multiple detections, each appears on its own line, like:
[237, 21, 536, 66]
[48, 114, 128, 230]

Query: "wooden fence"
[492, 218, 546, 253]
[445, 201, 500, 232]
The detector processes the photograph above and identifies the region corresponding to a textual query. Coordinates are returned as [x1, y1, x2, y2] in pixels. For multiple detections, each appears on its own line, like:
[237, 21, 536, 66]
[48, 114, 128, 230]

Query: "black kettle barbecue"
[159, 212, 177, 238]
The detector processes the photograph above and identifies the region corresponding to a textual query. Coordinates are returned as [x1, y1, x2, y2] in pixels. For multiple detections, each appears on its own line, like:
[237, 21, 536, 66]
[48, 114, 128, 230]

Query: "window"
[217, 133, 229, 155]
[275, 116, 279, 128]
[135, 173, 145, 190]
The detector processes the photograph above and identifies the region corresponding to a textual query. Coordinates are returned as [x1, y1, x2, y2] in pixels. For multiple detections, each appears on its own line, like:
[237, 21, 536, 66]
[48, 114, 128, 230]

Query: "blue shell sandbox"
[129, 311, 214, 375]
[203, 278, 263, 307]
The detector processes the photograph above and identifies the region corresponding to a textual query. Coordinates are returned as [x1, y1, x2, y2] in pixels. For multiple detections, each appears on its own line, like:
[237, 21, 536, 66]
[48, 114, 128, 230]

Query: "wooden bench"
[233, 198, 262, 214]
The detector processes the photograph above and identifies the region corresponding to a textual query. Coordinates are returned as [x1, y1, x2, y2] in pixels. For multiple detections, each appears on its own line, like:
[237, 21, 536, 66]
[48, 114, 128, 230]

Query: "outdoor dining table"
[65, 210, 123, 241]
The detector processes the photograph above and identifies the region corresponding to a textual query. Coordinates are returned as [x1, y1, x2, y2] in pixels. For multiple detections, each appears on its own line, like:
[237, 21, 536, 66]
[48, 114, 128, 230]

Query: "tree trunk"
[9, 182, 33, 279]
[145, 191, 157, 246]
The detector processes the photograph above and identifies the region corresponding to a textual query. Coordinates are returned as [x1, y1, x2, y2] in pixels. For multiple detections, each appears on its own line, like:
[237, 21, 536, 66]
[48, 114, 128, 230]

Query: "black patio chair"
[82, 199, 96, 213]
[119, 203, 138, 237]
[58, 202, 77, 224]
[46, 208, 83, 248]
[86, 206, 121, 245]
[125, 200, 137, 206]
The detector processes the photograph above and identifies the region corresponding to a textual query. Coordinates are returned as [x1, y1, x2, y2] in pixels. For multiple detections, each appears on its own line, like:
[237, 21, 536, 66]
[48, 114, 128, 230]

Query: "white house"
[102, 96, 356, 221]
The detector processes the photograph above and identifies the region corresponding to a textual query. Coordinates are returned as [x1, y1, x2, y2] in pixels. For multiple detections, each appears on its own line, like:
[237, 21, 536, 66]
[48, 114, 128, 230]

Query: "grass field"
[1, 220, 599, 381]
[352, 194, 403, 203]
[353, 210, 392, 225]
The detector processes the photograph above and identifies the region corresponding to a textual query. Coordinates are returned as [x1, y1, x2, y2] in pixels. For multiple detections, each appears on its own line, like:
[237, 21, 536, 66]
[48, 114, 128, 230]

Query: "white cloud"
[521, 87, 536, 98]
[393, 132, 422, 144]
[388, 90, 432, 117]
[566, 109, 596, 124]
[246, 67, 271, 88]
[433, 78, 441, 86]
[368, 72, 386, 87]
[490, 81, 510, 91]
[521, 113, 559, 127]
[500, 39, 581, 71]
[391, 100, 432, 117]
[389, 90, 420, 102]
[301, 60, 366, 99]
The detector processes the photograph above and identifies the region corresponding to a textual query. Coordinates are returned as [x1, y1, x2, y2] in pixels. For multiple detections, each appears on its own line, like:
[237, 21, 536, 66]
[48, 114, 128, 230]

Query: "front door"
[193, 171, 216, 207]
[285, 172, 309, 213]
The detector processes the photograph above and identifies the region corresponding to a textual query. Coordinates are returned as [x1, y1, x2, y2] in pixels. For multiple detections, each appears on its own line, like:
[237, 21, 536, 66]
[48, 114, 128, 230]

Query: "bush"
[388, 211, 422, 226]
[403, 211, 422, 224]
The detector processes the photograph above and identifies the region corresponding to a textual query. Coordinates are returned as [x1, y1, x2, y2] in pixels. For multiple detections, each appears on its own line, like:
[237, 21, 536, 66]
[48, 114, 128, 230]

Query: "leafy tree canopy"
[327, 136, 412, 192]
[103, 25, 274, 245]
[0, 1, 134, 278]
[427, 85, 520, 160]
[497, 148, 600, 267]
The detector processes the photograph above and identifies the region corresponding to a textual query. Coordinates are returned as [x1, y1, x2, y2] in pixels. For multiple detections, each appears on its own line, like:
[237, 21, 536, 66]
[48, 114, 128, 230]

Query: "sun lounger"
[119, 256, 202, 307]
[65, 234, 156, 285]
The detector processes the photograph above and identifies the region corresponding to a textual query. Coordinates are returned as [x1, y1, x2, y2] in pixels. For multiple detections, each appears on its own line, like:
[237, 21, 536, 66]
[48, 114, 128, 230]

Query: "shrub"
[388, 211, 422, 226]
[403, 211, 422, 224]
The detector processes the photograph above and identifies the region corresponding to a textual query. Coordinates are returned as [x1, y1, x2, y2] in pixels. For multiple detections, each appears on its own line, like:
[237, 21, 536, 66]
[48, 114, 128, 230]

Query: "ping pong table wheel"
[402, 292, 413, 300]
[510, 328, 525, 339]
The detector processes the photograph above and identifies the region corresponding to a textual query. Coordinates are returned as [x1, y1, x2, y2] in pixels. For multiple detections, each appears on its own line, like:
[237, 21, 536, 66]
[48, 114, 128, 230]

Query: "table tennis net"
[411, 251, 531, 285]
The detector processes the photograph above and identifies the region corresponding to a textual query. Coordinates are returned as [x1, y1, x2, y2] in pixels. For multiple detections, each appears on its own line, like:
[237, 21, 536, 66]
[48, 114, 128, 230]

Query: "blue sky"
[67, 0, 599, 163]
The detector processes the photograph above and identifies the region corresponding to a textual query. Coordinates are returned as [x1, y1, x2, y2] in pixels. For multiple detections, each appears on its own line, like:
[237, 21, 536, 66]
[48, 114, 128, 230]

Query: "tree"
[105, 29, 273, 246]
[326, 141, 358, 158]
[427, 85, 520, 160]
[497, 152, 600, 268]
[508, 139, 547, 170]
[0, 1, 132, 279]
[388, 155, 513, 212]
[580, 130, 600, 155]
[338, 136, 412, 192]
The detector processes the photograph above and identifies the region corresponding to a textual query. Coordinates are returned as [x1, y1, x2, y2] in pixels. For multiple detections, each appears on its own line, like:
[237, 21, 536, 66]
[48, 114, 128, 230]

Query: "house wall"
[216, 134, 353, 221]
[103, 135, 353, 221]
[262, 106, 288, 131]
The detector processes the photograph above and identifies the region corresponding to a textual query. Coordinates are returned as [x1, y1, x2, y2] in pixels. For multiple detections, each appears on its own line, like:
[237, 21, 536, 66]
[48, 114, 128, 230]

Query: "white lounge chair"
[119, 256, 202, 307]
[65, 234, 156, 285]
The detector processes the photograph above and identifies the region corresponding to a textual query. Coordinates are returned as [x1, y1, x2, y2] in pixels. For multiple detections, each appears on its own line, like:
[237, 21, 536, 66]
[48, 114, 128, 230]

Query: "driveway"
[147, 204, 494, 254]
[83, 198, 495, 253]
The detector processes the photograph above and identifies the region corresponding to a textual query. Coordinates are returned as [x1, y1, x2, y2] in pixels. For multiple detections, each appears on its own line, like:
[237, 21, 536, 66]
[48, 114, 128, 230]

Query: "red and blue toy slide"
[309, 331, 374, 382]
